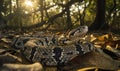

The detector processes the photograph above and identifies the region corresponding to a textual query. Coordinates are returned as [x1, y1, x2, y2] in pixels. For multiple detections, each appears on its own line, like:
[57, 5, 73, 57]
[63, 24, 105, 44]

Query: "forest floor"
[0, 29, 120, 71]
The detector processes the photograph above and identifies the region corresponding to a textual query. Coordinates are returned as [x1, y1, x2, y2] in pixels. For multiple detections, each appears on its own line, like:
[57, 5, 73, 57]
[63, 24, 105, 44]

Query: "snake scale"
[12, 26, 94, 66]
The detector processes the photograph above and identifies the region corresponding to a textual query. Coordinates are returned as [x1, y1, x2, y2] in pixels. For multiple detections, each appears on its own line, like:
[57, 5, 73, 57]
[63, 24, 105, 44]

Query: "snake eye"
[81, 26, 86, 30]
[83, 26, 85, 28]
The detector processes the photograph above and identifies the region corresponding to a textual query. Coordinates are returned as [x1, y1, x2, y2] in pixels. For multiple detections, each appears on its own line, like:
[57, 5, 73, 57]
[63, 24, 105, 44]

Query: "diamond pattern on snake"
[12, 26, 94, 66]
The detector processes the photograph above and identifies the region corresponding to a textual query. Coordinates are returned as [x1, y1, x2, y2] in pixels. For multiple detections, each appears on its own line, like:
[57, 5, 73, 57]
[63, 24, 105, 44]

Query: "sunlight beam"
[25, 0, 33, 7]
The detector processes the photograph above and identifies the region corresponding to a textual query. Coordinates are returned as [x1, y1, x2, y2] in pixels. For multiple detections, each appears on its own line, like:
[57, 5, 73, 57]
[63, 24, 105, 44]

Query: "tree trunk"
[89, 0, 109, 31]
[40, 0, 44, 21]
[0, 0, 4, 18]
[0, 0, 7, 29]
[66, 6, 73, 30]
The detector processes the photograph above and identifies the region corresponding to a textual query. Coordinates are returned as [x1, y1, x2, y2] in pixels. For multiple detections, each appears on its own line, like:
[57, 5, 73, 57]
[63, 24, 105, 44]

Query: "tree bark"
[0, 0, 4, 18]
[40, 0, 44, 21]
[0, 0, 7, 29]
[89, 0, 109, 31]
[66, 6, 73, 30]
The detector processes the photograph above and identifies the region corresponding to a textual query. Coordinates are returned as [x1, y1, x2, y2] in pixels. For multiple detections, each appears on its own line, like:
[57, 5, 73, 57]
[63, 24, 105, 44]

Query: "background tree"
[0, 0, 7, 29]
[0, 0, 119, 33]
[89, 0, 109, 31]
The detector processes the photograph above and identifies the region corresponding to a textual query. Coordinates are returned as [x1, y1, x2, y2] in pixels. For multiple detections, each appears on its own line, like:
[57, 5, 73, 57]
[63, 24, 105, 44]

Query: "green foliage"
[106, 0, 120, 29]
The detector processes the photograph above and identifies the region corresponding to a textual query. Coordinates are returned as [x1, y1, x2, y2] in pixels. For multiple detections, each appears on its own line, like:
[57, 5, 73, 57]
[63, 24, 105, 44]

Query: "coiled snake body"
[12, 26, 94, 66]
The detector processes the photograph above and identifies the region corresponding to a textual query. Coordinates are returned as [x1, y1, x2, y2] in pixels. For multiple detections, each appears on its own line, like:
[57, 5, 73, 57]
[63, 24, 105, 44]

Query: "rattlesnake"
[12, 26, 94, 66]
[12, 26, 88, 48]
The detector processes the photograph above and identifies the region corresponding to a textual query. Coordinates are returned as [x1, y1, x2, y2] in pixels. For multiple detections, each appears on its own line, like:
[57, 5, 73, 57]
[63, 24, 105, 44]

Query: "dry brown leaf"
[97, 33, 113, 41]
[105, 40, 120, 49]
[1, 62, 43, 71]
[77, 67, 97, 71]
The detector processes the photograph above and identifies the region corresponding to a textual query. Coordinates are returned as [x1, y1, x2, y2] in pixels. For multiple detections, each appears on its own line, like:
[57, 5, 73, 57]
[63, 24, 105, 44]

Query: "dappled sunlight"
[22, 0, 39, 13]
[24, 0, 33, 7]
[11, 1, 16, 6]
[24, 11, 29, 14]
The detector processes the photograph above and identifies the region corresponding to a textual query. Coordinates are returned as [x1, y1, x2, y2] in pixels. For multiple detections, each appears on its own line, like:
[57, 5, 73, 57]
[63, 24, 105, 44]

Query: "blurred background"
[0, 0, 119, 33]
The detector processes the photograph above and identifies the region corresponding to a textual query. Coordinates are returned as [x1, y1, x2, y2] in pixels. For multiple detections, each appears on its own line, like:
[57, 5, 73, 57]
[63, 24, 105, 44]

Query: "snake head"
[68, 26, 88, 38]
